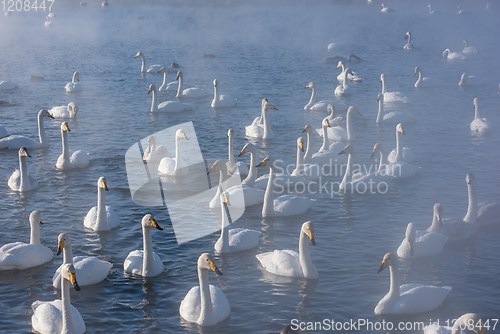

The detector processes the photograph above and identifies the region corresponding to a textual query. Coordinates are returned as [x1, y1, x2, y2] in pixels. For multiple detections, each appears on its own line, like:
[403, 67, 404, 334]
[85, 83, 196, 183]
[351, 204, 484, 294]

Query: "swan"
[44, 16, 52, 27]
[427, 5, 442, 14]
[32, 264, 86, 334]
[0, 126, 9, 138]
[381, 3, 393, 12]
[48, 7, 55, 17]
[414, 67, 436, 88]
[143, 135, 169, 163]
[49, 102, 79, 119]
[64, 71, 82, 93]
[52, 233, 112, 288]
[470, 98, 489, 133]
[211, 79, 237, 108]
[338, 144, 360, 192]
[245, 98, 277, 139]
[462, 39, 478, 54]
[397, 222, 448, 258]
[305, 121, 347, 167]
[388, 123, 415, 163]
[8, 147, 38, 192]
[424, 313, 486, 334]
[404, 32, 412, 50]
[238, 143, 258, 186]
[176, 71, 211, 98]
[226, 129, 248, 175]
[102, 0, 108, 6]
[214, 190, 261, 253]
[134, 51, 162, 74]
[179, 253, 230, 326]
[291, 137, 325, 180]
[158, 129, 189, 176]
[148, 84, 193, 113]
[336, 62, 363, 83]
[256, 221, 318, 279]
[334, 68, 354, 96]
[316, 106, 360, 142]
[326, 104, 346, 126]
[157, 67, 193, 92]
[304, 82, 335, 110]
[124, 214, 164, 277]
[476, 202, 500, 226]
[83, 177, 121, 231]
[443, 49, 466, 61]
[0, 81, 18, 90]
[0, 109, 53, 149]
[257, 157, 312, 217]
[0, 211, 53, 270]
[55, 122, 90, 170]
[376, 94, 415, 124]
[375, 252, 452, 314]
[380, 74, 409, 104]
[372, 143, 420, 178]
[457, 6, 471, 14]
[459, 73, 482, 86]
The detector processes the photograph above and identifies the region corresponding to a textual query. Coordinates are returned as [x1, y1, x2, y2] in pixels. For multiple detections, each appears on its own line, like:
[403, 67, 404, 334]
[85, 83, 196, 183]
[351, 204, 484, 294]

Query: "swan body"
[381, 3, 393, 12]
[443, 49, 466, 60]
[424, 313, 486, 334]
[336, 62, 363, 83]
[462, 39, 478, 55]
[256, 221, 318, 279]
[0, 109, 53, 149]
[149, 84, 193, 113]
[32, 264, 86, 334]
[459, 73, 482, 86]
[245, 98, 277, 139]
[135, 52, 162, 73]
[44, 16, 52, 27]
[176, 71, 210, 98]
[0, 126, 8, 138]
[414, 67, 436, 88]
[179, 253, 230, 326]
[49, 102, 79, 119]
[470, 98, 489, 133]
[376, 94, 415, 124]
[158, 129, 189, 176]
[397, 222, 448, 258]
[304, 82, 335, 110]
[428, 5, 442, 14]
[375, 253, 451, 314]
[325, 104, 346, 126]
[317, 106, 360, 142]
[0, 211, 53, 270]
[380, 74, 409, 104]
[124, 214, 164, 277]
[83, 177, 121, 231]
[226, 129, 248, 176]
[371, 142, 419, 179]
[0, 81, 18, 90]
[457, 6, 471, 15]
[334, 68, 354, 96]
[55, 122, 90, 170]
[8, 147, 38, 192]
[143, 135, 169, 163]
[64, 71, 82, 93]
[388, 124, 415, 163]
[311, 120, 348, 166]
[476, 202, 500, 225]
[404, 32, 413, 50]
[211, 79, 237, 108]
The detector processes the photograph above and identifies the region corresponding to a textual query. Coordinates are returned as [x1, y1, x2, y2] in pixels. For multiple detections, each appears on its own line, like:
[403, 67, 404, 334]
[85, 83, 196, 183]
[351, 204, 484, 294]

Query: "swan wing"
[179, 285, 230, 325]
[383, 92, 409, 104]
[393, 284, 451, 314]
[470, 118, 489, 133]
[157, 101, 193, 113]
[49, 106, 72, 118]
[382, 111, 416, 124]
[53, 256, 112, 288]
[0, 135, 42, 150]
[158, 157, 176, 175]
[227, 228, 261, 251]
[423, 323, 453, 334]
[227, 185, 264, 207]
[245, 123, 265, 138]
[146, 65, 163, 73]
[256, 249, 303, 277]
[273, 194, 312, 216]
[70, 150, 90, 168]
[182, 88, 211, 98]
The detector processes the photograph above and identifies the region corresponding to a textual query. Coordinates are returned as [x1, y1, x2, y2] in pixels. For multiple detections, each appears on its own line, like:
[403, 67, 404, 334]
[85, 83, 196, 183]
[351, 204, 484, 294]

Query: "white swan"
[462, 39, 478, 54]
[404, 32, 412, 50]
[238, 143, 258, 186]
[334, 68, 354, 96]
[226, 129, 248, 176]
[372, 143, 420, 178]
[427, 5, 442, 14]
[211, 79, 237, 108]
[0, 109, 53, 149]
[326, 104, 346, 127]
[83, 177, 121, 231]
[8, 147, 38, 192]
[124, 214, 164, 277]
[459, 73, 482, 87]
[32, 264, 86, 334]
[304, 82, 335, 110]
[381, 3, 393, 12]
[338, 145, 358, 192]
[176, 71, 210, 98]
[48, 7, 55, 17]
[443, 49, 466, 60]
[143, 135, 169, 163]
[397, 222, 448, 258]
[414, 66, 436, 88]
[134, 51, 162, 74]
[336, 62, 363, 83]
[257, 157, 312, 217]
[179, 253, 230, 326]
[316, 106, 360, 142]
[214, 191, 261, 253]
[49, 102, 78, 119]
[157, 67, 192, 92]
[52, 233, 112, 288]
[470, 98, 489, 133]
[457, 6, 471, 15]
[148, 84, 193, 113]
[0, 81, 18, 90]
[256, 221, 318, 279]
[424, 313, 486, 334]
[388, 123, 415, 163]
[380, 74, 409, 104]
[477, 202, 500, 226]
[102, 0, 108, 6]
[305, 121, 346, 168]
[291, 137, 326, 180]
[44, 16, 52, 27]
[245, 98, 277, 139]
[158, 129, 189, 176]
[55, 122, 90, 170]
[376, 94, 415, 124]
[64, 71, 82, 93]
[0, 211, 53, 270]
[375, 252, 452, 314]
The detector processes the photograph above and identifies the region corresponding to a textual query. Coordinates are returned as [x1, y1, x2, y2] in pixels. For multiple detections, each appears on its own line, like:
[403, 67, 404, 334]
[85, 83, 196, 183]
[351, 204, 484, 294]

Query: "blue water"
[1, 1, 500, 333]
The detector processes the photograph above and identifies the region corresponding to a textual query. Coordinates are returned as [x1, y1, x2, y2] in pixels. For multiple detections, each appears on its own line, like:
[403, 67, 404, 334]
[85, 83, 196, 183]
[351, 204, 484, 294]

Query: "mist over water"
[1, 1, 500, 333]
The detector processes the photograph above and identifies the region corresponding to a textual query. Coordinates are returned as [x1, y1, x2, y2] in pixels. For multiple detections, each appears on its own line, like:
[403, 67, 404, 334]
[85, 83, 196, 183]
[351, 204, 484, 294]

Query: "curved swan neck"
[213, 83, 219, 102]
[306, 87, 316, 108]
[298, 230, 315, 277]
[219, 194, 230, 250]
[295, 143, 304, 174]
[346, 109, 354, 141]
[243, 148, 256, 186]
[176, 74, 184, 98]
[38, 113, 47, 145]
[376, 97, 384, 123]
[320, 124, 329, 151]
[464, 182, 477, 223]
[72, 72, 78, 83]
[161, 71, 168, 89]
[378, 148, 388, 173]
[174, 135, 183, 171]
[198, 267, 215, 325]
[142, 225, 155, 277]
[95, 186, 108, 230]
[416, 70, 422, 85]
[340, 152, 353, 191]
[29, 216, 41, 246]
[304, 131, 312, 162]
[151, 86, 158, 112]
[343, 69, 349, 88]
[262, 165, 275, 217]
[61, 274, 77, 334]
[19, 155, 30, 191]
[140, 54, 146, 73]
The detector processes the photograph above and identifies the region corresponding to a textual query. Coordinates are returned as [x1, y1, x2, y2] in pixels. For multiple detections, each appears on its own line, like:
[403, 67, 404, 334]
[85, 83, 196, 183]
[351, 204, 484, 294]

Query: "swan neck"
[243, 149, 256, 186]
[214, 83, 219, 102]
[219, 198, 230, 250]
[61, 130, 70, 163]
[142, 225, 155, 277]
[262, 165, 275, 217]
[262, 108, 271, 138]
[346, 109, 353, 141]
[298, 230, 314, 278]
[343, 70, 349, 87]
[72, 72, 77, 83]
[228, 134, 234, 163]
[376, 97, 384, 123]
[304, 131, 312, 162]
[38, 113, 47, 145]
[95, 186, 109, 230]
[63, 242, 73, 265]
[161, 71, 167, 88]
[174, 135, 182, 171]
[140, 54, 146, 73]
[388, 262, 400, 299]
[29, 216, 41, 246]
[176, 74, 183, 97]
[198, 267, 215, 325]
[320, 124, 329, 151]
[395, 130, 402, 162]
[296, 143, 304, 174]
[19, 155, 30, 191]
[61, 274, 77, 334]
[464, 182, 477, 223]
[306, 87, 316, 108]
[151, 87, 158, 112]
[474, 102, 480, 120]
[340, 152, 353, 191]
[381, 77, 386, 94]
[378, 149, 388, 173]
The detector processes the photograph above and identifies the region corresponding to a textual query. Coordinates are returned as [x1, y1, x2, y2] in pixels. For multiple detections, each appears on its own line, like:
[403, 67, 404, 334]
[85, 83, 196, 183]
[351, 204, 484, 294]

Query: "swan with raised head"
[49, 102, 79, 119]
[462, 39, 478, 54]
[211, 79, 237, 108]
[238, 143, 259, 186]
[443, 49, 466, 60]
[44, 16, 52, 27]
[157, 67, 193, 91]
[143, 135, 169, 163]
[257, 157, 312, 217]
[55, 122, 90, 170]
[291, 137, 325, 180]
[404, 32, 413, 50]
[0, 109, 53, 149]
[457, 6, 471, 14]
[102, 0, 108, 6]
[245, 98, 278, 139]
[52, 233, 112, 288]
[372, 143, 420, 178]
[336, 61, 363, 83]
[304, 82, 335, 110]
[83, 177, 121, 231]
[414, 67, 436, 88]
[381, 3, 393, 12]
[397, 222, 448, 258]
[0, 81, 18, 90]
[32, 264, 86, 334]
[180, 253, 230, 326]
[334, 68, 354, 96]
[158, 129, 189, 176]
[470, 98, 489, 133]
[0, 211, 53, 270]
[424, 313, 486, 334]
[226, 129, 248, 175]
[459, 73, 482, 86]
[8, 147, 38, 192]
[124, 214, 164, 277]
[256, 221, 318, 279]
[427, 5, 442, 14]
[376, 94, 415, 124]
[176, 71, 210, 98]
[64, 71, 82, 93]
[316, 106, 360, 142]
[148, 84, 193, 113]
[380, 74, 409, 104]
[135, 51, 162, 74]
[388, 123, 415, 163]
[326, 104, 346, 126]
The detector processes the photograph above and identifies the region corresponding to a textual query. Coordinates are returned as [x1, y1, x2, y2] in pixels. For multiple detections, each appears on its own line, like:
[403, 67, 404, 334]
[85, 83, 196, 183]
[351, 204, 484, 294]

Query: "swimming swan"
[143, 135, 169, 163]
[326, 104, 346, 126]
[336, 62, 363, 83]
[380, 74, 409, 104]
[149, 84, 193, 113]
[462, 39, 478, 55]
[334, 68, 354, 96]
[256, 221, 318, 279]
[427, 5, 442, 14]
[376, 94, 415, 124]
[176, 71, 211, 98]
[470, 98, 489, 133]
[457, 6, 471, 15]
[135, 51, 163, 74]
[316, 106, 360, 142]
[245, 98, 278, 139]
[238, 143, 258, 186]
[381, 3, 393, 12]
[124, 214, 164, 277]
[375, 252, 452, 314]
[64, 71, 82, 93]
[459, 73, 482, 87]
[414, 66, 436, 88]
[8, 147, 38, 192]
[304, 82, 335, 110]
[443, 49, 466, 60]
[424, 313, 486, 334]
[404, 32, 413, 50]
[397, 222, 448, 258]
[0, 211, 53, 270]
[55, 122, 90, 170]
[311, 119, 348, 166]
[372, 143, 420, 178]
[388, 123, 415, 163]
[158, 129, 189, 176]
[211, 79, 237, 108]
[0, 109, 53, 149]
[157, 67, 193, 92]
[83, 176, 121, 231]
[179, 253, 230, 326]
[49, 102, 79, 119]
[0, 81, 18, 90]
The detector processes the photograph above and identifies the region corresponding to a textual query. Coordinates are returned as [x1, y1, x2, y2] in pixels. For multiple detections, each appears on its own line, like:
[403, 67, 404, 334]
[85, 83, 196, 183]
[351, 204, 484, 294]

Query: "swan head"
[157, 67, 165, 74]
[30, 210, 42, 227]
[68, 102, 78, 116]
[61, 263, 81, 291]
[134, 51, 143, 58]
[434, 203, 443, 226]
[213, 79, 218, 87]
[98, 176, 109, 191]
[336, 61, 344, 69]
[405, 31, 411, 38]
[452, 314, 486, 334]
[207, 159, 227, 175]
[256, 156, 276, 168]
[176, 71, 183, 80]
[376, 93, 383, 102]
[338, 144, 354, 156]
[322, 118, 331, 128]
[176, 129, 189, 141]
[39, 109, 54, 119]
[302, 124, 313, 134]
[57, 233, 71, 256]
[19, 147, 31, 158]
[442, 49, 450, 58]
[473, 97, 478, 106]
[61, 122, 71, 132]
[141, 214, 163, 230]
[396, 123, 405, 135]
[198, 253, 223, 275]
[381, 3, 385, 7]
[147, 135, 157, 147]
[227, 128, 233, 138]
[262, 98, 277, 111]
[405, 223, 415, 256]
[148, 84, 157, 94]
[466, 172, 475, 185]
[220, 189, 230, 206]
[237, 143, 255, 157]
[377, 252, 396, 273]
[297, 137, 305, 152]
[347, 106, 361, 116]
[380, 73, 385, 82]
[305, 82, 314, 89]
[370, 143, 384, 158]
[414, 66, 421, 77]
[302, 221, 316, 246]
